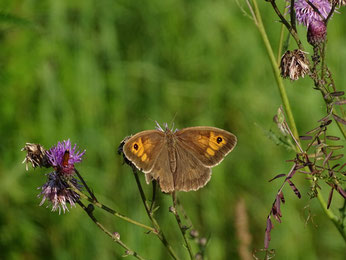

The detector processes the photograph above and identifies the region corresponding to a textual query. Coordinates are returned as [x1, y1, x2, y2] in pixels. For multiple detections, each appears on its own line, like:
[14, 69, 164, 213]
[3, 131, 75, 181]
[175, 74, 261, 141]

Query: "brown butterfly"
[121, 124, 237, 193]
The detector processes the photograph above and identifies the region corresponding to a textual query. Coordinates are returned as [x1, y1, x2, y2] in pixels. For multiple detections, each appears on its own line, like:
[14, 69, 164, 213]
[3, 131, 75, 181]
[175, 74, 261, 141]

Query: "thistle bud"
[307, 20, 327, 46]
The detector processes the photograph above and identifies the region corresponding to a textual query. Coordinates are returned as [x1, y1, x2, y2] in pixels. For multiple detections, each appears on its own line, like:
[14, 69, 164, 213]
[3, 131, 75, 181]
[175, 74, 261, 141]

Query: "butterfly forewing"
[123, 130, 165, 173]
[175, 126, 237, 167]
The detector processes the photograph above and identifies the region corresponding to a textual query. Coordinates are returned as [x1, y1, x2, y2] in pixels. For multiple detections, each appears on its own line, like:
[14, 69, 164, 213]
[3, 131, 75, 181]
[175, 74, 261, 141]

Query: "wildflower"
[307, 20, 327, 45]
[21, 143, 51, 170]
[280, 49, 310, 80]
[38, 171, 82, 214]
[46, 139, 85, 176]
[294, 0, 333, 27]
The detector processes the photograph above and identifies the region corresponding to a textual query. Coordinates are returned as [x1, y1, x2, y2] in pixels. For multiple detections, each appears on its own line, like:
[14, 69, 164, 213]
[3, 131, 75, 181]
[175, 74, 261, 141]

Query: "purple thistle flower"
[294, 0, 333, 27]
[307, 20, 327, 45]
[38, 171, 82, 214]
[46, 139, 85, 176]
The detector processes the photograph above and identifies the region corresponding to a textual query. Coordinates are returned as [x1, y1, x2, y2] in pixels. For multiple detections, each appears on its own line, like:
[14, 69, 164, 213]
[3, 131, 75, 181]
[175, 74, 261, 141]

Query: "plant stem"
[131, 168, 180, 260]
[77, 201, 146, 260]
[266, 0, 304, 50]
[277, 23, 285, 65]
[171, 192, 194, 260]
[75, 168, 98, 202]
[315, 192, 346, 242]
[67, 180, 155, 232]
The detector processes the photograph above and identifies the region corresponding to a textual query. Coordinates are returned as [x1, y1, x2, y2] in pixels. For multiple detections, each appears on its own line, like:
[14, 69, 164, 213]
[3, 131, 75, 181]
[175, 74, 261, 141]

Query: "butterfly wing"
[123, 130, 165, 173]
[175, 126, 237, 167]
[173, 146, 211, 191]
[148, 146, 175, 193]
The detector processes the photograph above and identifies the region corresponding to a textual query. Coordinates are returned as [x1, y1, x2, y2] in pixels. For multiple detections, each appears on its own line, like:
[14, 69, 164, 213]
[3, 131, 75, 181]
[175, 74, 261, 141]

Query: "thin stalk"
[150, 181, 157, 213]
[171, 192, 194, 260]
[335, 120, 346, 140]
[75, 168, 98, 202]
[78, 201, 146, 260]
[277, 23, 286, 65]
[266, 0, 304, 50]
[67, 180, 155, 233]
[131, 169, 180, 260]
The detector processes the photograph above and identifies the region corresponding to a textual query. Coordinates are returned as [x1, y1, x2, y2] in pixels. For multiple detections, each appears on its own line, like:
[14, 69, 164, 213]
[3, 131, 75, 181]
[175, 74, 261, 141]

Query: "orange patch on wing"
[208, 132, 226, 151]
[141, 153, 148, 162]
[131, 138, 145, 157]
[197, 135, 209, 146]
[206, 147, 215, 156]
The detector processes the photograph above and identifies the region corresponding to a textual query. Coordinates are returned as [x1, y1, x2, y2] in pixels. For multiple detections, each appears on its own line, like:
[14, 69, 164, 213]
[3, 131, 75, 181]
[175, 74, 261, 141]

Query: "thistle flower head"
[307, 20, 327, 45]
[46, 139, 85, 176]
[38, 172, 82, 214]
[294, 0, 333, 27]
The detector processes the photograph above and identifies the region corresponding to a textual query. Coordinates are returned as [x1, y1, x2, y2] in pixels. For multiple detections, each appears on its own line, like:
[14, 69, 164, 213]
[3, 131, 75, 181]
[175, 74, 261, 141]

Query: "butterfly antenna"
[170, 113, 177, 132]
[155, 121, 164, 131]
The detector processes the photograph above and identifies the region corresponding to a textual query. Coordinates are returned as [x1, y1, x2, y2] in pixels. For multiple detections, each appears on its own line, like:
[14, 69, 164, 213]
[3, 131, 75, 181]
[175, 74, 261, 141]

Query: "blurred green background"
[0, 0, 345, 259]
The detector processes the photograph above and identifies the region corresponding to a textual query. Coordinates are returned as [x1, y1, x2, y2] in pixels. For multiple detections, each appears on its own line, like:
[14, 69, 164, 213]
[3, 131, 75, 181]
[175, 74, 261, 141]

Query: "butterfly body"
[122, 126, 237, 193]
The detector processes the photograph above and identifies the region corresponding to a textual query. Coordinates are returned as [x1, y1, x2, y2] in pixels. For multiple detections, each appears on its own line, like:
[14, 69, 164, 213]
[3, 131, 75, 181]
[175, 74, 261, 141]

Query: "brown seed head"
[280, 49, 310, 81]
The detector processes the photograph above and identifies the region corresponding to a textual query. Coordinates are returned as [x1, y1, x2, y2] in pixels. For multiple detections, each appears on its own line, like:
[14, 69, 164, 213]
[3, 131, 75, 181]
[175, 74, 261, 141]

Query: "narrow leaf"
[333, 114, 346, 125]
[327, 187, 334, 209]
[269, 174, 286, 182]
[334, 100, 346, 106]
[336, 185, 346, 199]
[287, 179, 301, 198]
[330, 154, 344, 161]
[278, 191, 285, 203]
[331, 164, 340, 170]
[330, 91, 344, 97]
[300, 135, 312, 140]
[327, 145, 344, 150]
[323, 151, 333, 166]
[275, 196, 282, 217]
[306, 126, 321, 135]
[326, 136, 340, 141]
[264, 218, 272, 249]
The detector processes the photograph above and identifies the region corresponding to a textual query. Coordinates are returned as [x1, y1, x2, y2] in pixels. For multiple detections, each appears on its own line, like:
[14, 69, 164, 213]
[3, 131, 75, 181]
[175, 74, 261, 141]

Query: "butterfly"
[120, 124, 237, 193]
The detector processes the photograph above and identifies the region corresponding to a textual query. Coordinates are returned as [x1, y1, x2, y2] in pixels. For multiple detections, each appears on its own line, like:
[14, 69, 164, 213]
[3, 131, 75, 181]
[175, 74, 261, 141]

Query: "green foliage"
[0, 0, 345, 259]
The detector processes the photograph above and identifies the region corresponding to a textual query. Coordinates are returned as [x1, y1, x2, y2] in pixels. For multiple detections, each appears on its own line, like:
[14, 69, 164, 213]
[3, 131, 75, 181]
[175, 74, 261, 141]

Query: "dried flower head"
[46, 139, 85, 176]
[307, 20, 327, 46]
[39, 171, 82, 214]
[280, 49, 310, 81]
[329, 0, 346, 6]
[22, 143, 51, 170]
[294, 0, 333, 27]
